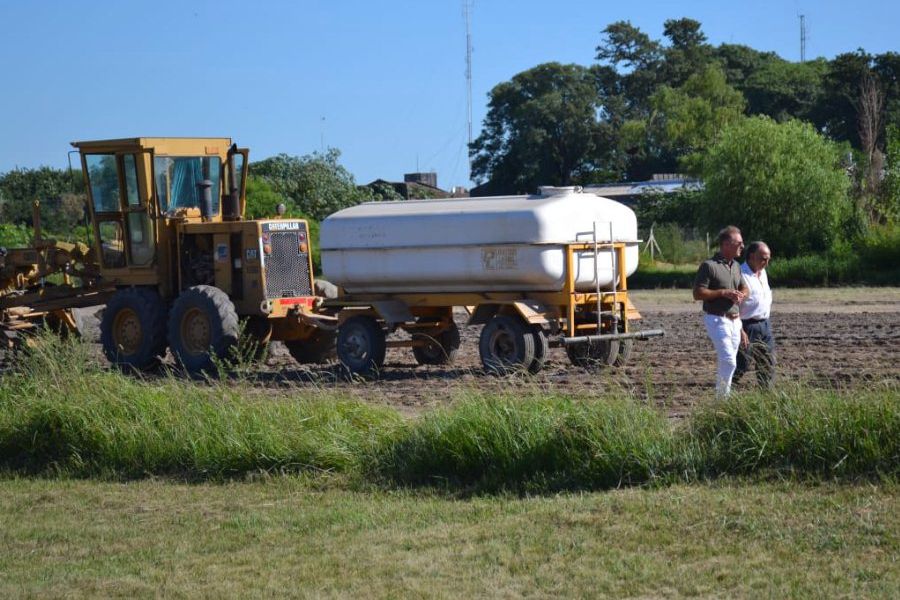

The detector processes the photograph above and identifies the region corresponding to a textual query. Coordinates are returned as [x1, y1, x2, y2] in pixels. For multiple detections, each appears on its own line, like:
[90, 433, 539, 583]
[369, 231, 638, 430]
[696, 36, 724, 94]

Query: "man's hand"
[740, 329, 749, 349]
[721, 289, 745, 303]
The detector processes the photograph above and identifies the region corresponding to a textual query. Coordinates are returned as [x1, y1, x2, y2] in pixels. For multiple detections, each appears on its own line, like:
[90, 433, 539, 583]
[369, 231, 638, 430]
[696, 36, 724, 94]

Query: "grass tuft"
[687, 385, 900, 479]
[365, 393, 679, 491]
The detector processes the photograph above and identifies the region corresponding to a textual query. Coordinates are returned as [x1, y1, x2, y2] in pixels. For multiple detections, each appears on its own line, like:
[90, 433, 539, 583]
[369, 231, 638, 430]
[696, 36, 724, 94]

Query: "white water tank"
[320, 186, 639, 294]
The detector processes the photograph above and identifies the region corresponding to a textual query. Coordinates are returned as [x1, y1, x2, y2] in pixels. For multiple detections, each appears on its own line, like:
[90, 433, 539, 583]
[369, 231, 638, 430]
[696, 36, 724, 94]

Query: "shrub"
[701, 116, 851, 257]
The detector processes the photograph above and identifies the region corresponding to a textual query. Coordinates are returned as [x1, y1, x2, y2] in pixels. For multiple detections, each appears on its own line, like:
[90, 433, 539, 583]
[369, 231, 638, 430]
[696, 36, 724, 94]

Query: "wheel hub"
[181, 307, 211, 355]
[112, 308, 143, 355]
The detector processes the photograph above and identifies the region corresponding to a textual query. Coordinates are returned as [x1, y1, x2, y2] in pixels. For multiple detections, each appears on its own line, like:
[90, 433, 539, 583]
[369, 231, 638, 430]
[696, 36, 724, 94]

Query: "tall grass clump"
[366, 394, 678, 491]
[0, 335, 400, 479]
[686, 386, 900, 479]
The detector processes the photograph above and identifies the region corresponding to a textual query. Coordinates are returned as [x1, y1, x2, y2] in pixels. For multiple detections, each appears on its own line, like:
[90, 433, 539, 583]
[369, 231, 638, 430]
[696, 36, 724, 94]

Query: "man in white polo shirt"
[735, 241, 776, 387]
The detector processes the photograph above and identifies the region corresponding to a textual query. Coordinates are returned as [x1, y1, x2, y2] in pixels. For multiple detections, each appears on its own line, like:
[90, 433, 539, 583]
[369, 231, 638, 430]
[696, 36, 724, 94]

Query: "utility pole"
[799, 14, 806, 63]
[464, 0, 473, 177]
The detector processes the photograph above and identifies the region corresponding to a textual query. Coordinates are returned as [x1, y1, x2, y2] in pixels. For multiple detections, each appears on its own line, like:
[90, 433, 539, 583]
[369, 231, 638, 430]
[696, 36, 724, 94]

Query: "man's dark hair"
[746, 241, 768, 257]
[717, 225, 741, 245]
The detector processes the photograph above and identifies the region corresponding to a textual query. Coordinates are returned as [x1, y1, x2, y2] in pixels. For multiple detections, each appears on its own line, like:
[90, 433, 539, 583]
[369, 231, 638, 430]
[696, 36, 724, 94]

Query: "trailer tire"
[566, 339, 620, 369]
[528, 326, 549, 374]
[614, 338, 634, 367]
[168, 285, 239, 375]
[100, 287, 168, 372]
[412, 321, 461, 366]
[286, 330, 337, 364]
[479, 314, 535, 374]
[337, 316, 386, 378]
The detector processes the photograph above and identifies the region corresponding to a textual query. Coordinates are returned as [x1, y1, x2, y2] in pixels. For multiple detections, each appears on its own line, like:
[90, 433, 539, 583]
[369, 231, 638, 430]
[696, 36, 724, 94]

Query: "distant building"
[469, 174, 701, 200]
[584, 174, 701, 207]
[364, 172, 455, 200]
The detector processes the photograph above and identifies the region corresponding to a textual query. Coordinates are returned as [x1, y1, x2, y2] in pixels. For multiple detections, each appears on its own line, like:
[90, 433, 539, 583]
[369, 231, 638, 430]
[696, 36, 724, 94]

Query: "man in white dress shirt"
[735, 241, 775, 387]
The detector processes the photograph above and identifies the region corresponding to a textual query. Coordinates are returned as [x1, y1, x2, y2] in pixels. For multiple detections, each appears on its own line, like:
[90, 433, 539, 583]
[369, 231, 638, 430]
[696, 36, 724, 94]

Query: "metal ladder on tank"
[591, 221, 619, 337]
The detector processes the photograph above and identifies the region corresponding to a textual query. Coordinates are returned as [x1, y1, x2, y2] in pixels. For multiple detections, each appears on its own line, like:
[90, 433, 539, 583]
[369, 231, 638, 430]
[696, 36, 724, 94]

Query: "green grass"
[0, 477, 897, 597]
[367, 395, 678, 491]
[1, 336, 897, 489]
[0, 337, 401, 479]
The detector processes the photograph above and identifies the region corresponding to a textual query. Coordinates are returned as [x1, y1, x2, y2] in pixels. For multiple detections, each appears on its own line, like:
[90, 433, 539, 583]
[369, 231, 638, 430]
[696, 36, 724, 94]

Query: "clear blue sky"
[1, 0, 897, 189]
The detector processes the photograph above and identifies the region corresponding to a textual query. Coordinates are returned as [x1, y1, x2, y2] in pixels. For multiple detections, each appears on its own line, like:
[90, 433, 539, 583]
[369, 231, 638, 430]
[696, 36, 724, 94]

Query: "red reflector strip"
[278, 297, 315, 307]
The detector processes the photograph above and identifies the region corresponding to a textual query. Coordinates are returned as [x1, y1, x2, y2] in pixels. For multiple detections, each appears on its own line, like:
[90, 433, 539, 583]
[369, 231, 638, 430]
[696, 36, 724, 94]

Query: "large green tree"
[0, 166, 84, 226]
[700, 117, 851, 256]
[648, 64, 746, 172]
[250, 149, 368, 221]
[469, 62, 606, 194]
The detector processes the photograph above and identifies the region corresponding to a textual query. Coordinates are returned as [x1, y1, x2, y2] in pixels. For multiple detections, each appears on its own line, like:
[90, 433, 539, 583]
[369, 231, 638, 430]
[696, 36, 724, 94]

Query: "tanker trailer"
[319, 186, 663, 377]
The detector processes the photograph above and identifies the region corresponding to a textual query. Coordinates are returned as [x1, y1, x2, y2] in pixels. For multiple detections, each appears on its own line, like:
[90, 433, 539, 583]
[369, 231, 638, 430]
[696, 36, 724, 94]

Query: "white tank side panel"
[320, 188, 641, 293]
[322, 243, 639, 294]
[321, 190, 638, 250]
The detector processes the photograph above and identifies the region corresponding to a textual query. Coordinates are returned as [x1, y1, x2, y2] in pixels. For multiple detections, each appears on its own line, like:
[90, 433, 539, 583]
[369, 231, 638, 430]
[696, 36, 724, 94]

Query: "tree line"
[469, 18, 900, 258]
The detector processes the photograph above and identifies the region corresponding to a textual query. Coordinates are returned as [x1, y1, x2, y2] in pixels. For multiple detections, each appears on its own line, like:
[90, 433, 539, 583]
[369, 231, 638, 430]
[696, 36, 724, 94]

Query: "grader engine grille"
[262, 222, 313, 299]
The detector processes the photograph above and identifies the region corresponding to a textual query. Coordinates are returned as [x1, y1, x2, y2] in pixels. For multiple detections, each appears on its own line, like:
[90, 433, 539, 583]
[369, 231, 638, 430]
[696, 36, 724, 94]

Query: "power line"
[799, 14, 806, 62]
[464, 0, 473, 178]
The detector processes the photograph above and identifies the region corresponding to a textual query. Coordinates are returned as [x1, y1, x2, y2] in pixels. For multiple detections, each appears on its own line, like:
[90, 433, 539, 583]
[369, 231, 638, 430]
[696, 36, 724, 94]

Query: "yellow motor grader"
[0, 137, 332, 372]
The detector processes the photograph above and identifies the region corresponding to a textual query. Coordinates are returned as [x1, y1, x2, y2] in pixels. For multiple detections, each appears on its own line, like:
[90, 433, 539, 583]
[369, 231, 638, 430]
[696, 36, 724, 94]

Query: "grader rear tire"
[100, 287, 168, 372]
[168, 285, 239, 375]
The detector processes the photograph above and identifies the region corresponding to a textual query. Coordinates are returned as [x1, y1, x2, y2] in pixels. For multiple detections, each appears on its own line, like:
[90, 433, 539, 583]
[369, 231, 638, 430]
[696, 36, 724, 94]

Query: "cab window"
[85, 154, 121, 213]
[154, 156, 221, 215]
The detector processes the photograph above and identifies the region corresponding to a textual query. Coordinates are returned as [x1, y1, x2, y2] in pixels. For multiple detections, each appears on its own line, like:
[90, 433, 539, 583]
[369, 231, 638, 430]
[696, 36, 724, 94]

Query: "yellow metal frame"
[332, 242, 637, 338]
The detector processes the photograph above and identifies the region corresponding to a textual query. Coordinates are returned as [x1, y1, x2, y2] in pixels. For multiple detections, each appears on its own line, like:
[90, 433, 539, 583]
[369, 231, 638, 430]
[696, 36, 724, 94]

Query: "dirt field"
[71, 287, 899, 416]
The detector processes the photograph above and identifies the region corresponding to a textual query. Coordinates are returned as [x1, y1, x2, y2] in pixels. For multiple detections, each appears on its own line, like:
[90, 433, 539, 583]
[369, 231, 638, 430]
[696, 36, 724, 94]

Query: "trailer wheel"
[168, 285, 239, 375]
[614, 339, 634, 367]
[285, 330, 337, 364]
[479, 314, 535, 374]
[412, 321, 461, 366]
[566, 339, 620, 369]
[528, 326, 549, 374]
[100, 287, 168, 372]
[337, 316, 386, 378]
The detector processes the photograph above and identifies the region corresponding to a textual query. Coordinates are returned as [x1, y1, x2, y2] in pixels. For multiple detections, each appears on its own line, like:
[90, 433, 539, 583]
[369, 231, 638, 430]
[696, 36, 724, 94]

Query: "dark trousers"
[735, 318, 776, 387]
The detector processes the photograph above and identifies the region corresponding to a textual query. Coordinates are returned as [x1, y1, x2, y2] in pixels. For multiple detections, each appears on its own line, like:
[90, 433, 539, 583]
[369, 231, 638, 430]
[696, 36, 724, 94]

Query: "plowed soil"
[72, 288, 899, 417]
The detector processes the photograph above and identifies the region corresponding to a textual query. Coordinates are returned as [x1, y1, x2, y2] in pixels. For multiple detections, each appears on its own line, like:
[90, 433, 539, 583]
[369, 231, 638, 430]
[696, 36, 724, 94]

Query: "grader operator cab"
[67, 137, 332, 372]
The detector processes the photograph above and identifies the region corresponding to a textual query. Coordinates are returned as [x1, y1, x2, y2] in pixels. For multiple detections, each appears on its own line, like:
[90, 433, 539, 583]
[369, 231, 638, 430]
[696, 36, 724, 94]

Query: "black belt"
[706, 310, 739, 319]
[742, 317, 768, 325]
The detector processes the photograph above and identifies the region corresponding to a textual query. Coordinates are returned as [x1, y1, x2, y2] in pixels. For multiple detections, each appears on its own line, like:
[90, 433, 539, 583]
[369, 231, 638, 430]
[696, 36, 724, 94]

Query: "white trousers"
[703, 314, 743, 396]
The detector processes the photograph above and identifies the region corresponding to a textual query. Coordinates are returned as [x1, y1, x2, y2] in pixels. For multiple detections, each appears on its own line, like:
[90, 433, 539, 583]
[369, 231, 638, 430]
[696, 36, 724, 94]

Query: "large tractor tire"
[100, 287, 168, 372]
[167, 285, 239, 375]
[285, 330, 337, 365]
[566, 338, 620, 369]
[412, 321, 461, 366]
[336, 315, 386, 378]
[479, 314, 535, 374]
[528, 325, 550, 374]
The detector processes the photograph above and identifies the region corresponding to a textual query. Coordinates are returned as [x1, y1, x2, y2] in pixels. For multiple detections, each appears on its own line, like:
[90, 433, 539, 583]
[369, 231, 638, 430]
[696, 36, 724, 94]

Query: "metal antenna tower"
[799, 14, 806, 62]
[464, 0, 473, 175]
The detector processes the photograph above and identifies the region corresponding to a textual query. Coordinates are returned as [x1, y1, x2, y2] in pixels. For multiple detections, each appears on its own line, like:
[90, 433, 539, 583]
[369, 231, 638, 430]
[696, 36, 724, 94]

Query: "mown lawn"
[1, 477, 897, 598]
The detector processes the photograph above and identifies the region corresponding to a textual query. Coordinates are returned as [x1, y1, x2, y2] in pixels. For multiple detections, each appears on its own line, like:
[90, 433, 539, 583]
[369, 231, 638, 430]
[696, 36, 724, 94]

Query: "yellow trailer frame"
[323, 241, 663, 377]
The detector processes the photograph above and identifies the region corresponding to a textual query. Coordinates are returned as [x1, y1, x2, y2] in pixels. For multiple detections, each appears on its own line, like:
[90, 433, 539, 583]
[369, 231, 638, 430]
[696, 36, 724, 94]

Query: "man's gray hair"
[717, 225, 741, 245]
[746, 241, 769, 256]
